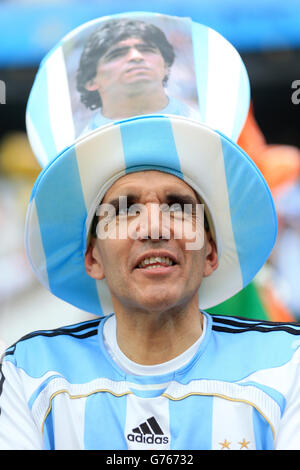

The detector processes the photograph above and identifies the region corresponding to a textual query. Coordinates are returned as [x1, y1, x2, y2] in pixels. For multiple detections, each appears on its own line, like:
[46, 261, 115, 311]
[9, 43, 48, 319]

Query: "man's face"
[86, 37, 169, 97]
[85, 171, 218, 314]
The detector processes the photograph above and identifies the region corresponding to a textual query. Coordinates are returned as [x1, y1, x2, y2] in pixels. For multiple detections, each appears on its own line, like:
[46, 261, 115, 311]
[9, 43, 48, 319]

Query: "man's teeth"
[138, 256, 174, 269]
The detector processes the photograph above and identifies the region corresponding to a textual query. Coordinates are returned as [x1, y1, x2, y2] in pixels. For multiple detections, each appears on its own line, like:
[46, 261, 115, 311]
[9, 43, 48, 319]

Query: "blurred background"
[0, 0, 300, 352]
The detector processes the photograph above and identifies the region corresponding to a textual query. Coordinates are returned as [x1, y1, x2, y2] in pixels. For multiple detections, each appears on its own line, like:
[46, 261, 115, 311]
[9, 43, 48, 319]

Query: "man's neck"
[101, 88, 169, 120]
[113, 304, 203, 366]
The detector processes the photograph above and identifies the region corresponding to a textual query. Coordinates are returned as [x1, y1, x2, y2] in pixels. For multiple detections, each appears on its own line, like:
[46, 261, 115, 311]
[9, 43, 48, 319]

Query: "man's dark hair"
[76, 19, 176, 110]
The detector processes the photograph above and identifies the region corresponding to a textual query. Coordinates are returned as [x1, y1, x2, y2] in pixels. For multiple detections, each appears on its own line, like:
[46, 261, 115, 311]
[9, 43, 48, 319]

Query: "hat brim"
[25, 115, 277, 314]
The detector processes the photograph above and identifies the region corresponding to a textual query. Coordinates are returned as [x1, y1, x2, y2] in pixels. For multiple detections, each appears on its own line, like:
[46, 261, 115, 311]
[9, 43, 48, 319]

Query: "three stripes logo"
[127, 416, 169, 445]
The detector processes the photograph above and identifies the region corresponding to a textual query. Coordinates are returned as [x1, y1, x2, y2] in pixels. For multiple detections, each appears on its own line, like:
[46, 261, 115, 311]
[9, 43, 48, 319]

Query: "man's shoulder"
[3, 317, 104, 365]
[79, 110, 112, 136]
[210, 313, 300, 338]
[0, 317, 111, 413]
[199, 313, 300, 401]
[164, 96, 201, 120]
[208, 312, 300, 366]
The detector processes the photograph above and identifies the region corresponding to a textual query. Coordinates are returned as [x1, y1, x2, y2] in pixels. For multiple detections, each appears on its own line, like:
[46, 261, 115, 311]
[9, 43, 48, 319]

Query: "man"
[76, 18, 200, 131]
[85, 170, 217, 366]
[1, 113, 300, 450]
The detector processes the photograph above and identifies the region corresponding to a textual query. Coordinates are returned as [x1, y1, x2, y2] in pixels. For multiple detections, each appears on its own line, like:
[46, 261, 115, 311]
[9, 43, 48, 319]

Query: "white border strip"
[46, 46, 75, 156]
[205, 29, 242, 140]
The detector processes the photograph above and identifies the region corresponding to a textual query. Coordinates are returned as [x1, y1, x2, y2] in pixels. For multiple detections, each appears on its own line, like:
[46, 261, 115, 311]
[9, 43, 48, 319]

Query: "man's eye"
[116, 206, 128, 216]
[166, 203, 185, 214]
[104, 48, 128, 61]
[172, 203, 184, 212]
[137, 45, 157, 53]
[118, 209, 127, 216]
[128, 204, 143, 216]
[116, 204, 143, 216]
[160, 203, 181, 212]
[161, 203, 196, 219]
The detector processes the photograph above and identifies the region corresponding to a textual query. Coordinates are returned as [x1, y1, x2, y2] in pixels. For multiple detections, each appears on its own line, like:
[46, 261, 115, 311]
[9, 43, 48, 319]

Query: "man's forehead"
[102, 170, 199, 202]
[105, 37, 154, 53]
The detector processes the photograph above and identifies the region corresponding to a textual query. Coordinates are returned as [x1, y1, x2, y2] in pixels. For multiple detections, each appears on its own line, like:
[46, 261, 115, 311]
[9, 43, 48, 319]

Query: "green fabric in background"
[207, 282, 269, 320]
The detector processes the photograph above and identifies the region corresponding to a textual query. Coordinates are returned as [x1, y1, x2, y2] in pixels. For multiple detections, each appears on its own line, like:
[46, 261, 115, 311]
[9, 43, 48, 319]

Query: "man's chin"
[126, 287, 190, 315]
[124, 76, 155, 90]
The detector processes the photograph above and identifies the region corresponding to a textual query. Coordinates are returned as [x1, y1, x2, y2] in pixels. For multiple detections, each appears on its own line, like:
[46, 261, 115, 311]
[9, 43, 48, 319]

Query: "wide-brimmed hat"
[25, 114, 277, 314]
[24, 12, 277, 314]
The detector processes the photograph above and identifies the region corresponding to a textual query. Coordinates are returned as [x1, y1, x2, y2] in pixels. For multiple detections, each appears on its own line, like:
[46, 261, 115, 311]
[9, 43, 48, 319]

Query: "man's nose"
[146, 203, 162, 240]
[127, 46, 144, 61]
[129, 204, 166, 241]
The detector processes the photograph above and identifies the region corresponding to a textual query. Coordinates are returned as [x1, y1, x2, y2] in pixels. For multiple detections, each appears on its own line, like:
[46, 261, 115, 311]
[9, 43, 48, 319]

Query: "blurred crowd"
[0, 132, 40, 306]
[238, 103, 300, 321]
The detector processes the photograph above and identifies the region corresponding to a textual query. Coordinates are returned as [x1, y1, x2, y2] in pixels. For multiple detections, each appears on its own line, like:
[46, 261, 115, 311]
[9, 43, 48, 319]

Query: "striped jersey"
[1, 311, 300, 450]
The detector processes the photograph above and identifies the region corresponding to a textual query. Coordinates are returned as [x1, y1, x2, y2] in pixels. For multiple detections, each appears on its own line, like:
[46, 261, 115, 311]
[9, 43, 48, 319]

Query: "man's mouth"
[136, 256, 176, 270]
[126, 66, 149, 73]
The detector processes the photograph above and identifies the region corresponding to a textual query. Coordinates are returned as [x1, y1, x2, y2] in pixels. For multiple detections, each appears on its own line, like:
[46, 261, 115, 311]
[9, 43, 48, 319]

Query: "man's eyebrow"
[103, 46, 130, 59]
[103, 43, 157, 60]
[165, 193, 199, 207]
[105, 194, 138, 208]
[104, 193, 199, 207]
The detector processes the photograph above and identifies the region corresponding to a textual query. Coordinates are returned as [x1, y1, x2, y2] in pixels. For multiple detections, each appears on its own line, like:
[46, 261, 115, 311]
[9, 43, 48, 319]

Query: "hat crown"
[26, 11, 250, 168]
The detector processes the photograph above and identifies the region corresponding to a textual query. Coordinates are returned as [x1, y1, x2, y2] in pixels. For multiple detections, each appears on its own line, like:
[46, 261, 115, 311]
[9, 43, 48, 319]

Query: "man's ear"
[84, 78, 98, 92]
[203, 232, 219, 278]
[162, 66, 170, 87]
[85, 240, 105, 280]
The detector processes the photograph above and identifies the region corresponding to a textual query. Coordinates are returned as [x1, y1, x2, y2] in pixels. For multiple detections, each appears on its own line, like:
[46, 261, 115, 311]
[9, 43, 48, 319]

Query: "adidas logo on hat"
[127, 416, 169, 445]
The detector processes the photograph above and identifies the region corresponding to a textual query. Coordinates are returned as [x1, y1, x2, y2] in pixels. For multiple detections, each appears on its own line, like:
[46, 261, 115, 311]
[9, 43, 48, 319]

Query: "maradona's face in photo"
[85, 37, 169, 97]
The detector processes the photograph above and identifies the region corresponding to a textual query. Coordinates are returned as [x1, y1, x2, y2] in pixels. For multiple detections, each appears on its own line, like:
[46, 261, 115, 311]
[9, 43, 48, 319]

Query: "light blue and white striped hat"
[25, 13, 277, 314]
[26, 11, 250, 166]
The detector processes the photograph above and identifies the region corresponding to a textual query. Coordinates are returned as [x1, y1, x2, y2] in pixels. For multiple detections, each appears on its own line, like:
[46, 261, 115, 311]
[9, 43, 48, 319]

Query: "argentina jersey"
[1, 312, 300, 450]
